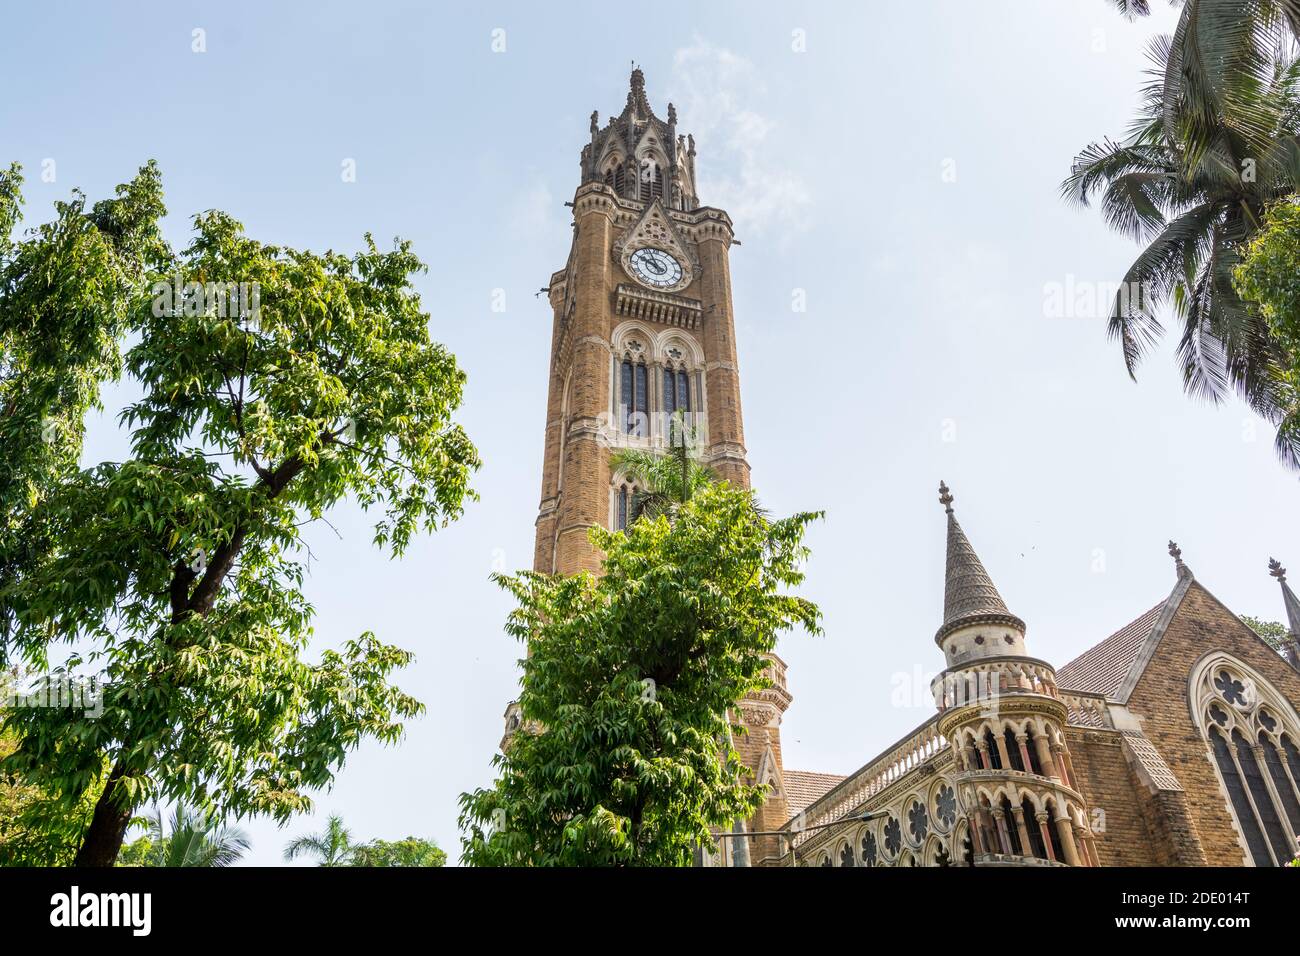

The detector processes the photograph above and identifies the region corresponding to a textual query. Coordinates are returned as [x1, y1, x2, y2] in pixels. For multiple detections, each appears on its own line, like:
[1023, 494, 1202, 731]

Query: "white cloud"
[667, 39, 810, 236]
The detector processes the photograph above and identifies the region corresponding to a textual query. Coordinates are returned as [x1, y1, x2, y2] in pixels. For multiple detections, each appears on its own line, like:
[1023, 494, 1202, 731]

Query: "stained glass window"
[1232, 727, 1293, 862]
[663, 367, 677, 417]
[677, 369, 690, 412]
[1210, 728, 1271, 866]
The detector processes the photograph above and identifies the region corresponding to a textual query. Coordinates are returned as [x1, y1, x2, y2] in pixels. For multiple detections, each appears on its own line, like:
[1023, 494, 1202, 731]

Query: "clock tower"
[530, 67, 792, 864]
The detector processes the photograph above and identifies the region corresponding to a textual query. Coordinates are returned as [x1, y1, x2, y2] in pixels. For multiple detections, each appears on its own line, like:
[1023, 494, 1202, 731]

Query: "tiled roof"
[1057, 602, 1165, 698]
[783, 770, 847, 817]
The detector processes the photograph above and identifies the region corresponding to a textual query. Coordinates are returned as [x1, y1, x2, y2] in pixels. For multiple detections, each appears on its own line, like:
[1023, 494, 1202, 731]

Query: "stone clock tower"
[529, 67, 792, 864]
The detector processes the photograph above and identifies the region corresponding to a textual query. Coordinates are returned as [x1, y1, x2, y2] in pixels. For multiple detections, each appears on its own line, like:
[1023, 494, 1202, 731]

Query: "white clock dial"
[628, 247, 684, 289]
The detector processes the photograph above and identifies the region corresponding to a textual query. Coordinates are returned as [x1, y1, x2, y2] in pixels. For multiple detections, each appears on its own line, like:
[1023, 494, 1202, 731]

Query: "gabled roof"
[783, 770, 847, 817]
[1057, 602, 1166, 698]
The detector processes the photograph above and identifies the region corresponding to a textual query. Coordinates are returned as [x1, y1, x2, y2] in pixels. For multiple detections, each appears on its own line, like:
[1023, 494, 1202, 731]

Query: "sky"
[2, 1, 1297, 866]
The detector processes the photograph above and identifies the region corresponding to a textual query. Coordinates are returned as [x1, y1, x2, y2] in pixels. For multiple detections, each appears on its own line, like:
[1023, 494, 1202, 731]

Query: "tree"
[1241, 614, 1292, 652]
[350, 836, 447, 867]
[458, 482, 821, 866]
[1103, 1, 1300, 165]
[0, 162, 480, 866]
[610, 416, 714, 522]
[117, 804, 250, 867]
[1234, 199, 1300, 452]
[1063, 41, 1300, 466]
[283, 814, 357, 867]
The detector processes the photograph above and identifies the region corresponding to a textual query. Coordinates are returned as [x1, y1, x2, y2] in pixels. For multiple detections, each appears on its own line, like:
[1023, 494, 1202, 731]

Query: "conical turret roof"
[935, 482, 1025, 643]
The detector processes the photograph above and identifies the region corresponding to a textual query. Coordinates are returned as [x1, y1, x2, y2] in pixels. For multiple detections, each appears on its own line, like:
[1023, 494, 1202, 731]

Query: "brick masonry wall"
[1126, 581, 1300, 866]
[1067, 730, 1160, 865]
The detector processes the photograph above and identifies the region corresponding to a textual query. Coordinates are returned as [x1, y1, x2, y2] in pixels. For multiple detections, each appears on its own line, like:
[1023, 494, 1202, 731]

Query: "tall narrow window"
[614, 166, 626, 196]
[1260, 732, 1300, 836]
[1232, 728, 1293, 862]
[676, 368, 690, 412]
[633, 361, 647, 436]
[617, 484, 629, 531]
[620, 358, 634, 434]
[663, 366, 677, 416]
[1211, 728, 1273, 865]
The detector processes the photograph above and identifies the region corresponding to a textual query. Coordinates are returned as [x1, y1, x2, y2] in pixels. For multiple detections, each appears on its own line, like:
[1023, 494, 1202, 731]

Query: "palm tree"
[1105, 1, 1300, 163]
[1064, 37, 1300, 464]
[283, 814, 356, 867]
[123, 804, 250, 867]
[610, 415, 717, 523]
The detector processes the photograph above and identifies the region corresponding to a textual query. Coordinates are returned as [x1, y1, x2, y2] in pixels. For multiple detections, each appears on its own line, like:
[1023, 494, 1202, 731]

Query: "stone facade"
[524, 68, 786, 853]
[781, 521, 1300, 868]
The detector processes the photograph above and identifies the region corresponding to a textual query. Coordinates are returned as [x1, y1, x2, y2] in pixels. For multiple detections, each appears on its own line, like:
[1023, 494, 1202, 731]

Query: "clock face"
[628, 247, 684, 289]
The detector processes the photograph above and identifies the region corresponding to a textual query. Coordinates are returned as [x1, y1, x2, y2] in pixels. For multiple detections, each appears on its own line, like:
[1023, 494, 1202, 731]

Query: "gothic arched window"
[620, 355, 648, 436]
[1192, 656, 1300, 866]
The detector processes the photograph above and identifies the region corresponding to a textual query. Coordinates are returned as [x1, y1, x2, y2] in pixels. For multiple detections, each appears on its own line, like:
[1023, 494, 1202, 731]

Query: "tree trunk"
[73, 759, 134, 866]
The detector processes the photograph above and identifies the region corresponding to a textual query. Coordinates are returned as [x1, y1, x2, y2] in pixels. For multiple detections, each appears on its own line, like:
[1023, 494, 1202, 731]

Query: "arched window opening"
[616, 484, 630, 532]
[1044, 799, 1066, 863]
[1024, 726, 1045, 776]
[982, 729, 1002, 770]
[620, 356, 648, 436]
[961, 830, 974, 866]
[1231, 727, 1293, 862]
[999, 796, 1022, 856]
[638, 159, 663, 202]
[1209, 728, 1271, 865]
[1004, 728, 1025, 773]
[1021, 796, 1047, 860]
[1261, 732, 1300, 837]
[1194, 656, 1300, 866]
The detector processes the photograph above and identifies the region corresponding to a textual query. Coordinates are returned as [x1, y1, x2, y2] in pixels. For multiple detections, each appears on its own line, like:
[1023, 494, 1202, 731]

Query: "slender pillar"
[992, 809, 1013, 855]
[1033, 732, 1059, 781]
[994, 732, 1013, 771]
[1012, 806, 1033, 858]
[1054, 815, 1082, 866]
[1036, 811, 1056, 862]
[1016, 734, 1034, 775]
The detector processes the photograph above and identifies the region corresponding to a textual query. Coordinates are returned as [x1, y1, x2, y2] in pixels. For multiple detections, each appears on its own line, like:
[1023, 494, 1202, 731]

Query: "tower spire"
[935, 482, 1024, 644]
[1268, 559, 1300, 671]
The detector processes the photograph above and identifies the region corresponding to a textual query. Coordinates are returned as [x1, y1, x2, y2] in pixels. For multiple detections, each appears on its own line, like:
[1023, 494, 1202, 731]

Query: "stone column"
[993, 732, 1013, 771]
[991, 809, 1013, 855]
[1016, 733, 1034, 775]
[1054, 815, 1082, 866]
[1036, 811, 1056, 862]
[1011, 806, 1033, 858]
[1033, 732, 1059, 781]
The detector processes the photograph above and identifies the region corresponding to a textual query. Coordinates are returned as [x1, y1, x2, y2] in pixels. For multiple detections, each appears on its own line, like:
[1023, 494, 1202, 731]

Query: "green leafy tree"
[459, 482, 821, 866]
[1234, 199, 1300, 453]
[117, 804, 250, 867]
[284, 814, 357, 867]
[0, 162, 479, 866]
[350, 836, 447, 867]
[610, 417, 714, 522]
[1241, 614, 1292, 652]
[1063, 42, 1300, 465]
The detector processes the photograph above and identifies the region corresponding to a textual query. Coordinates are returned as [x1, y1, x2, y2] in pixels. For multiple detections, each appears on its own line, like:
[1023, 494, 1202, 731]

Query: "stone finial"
[667, 102, 677, 125]
[590, 110, 599, 135]
[1270, 557, 1286, 582]
[938, 481, 954, 514]
[1169, 540, 1189, 578]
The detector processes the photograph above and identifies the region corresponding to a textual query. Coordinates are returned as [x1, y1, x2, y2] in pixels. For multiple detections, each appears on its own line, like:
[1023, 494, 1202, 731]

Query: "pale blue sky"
[3, 1, 1295, 866]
